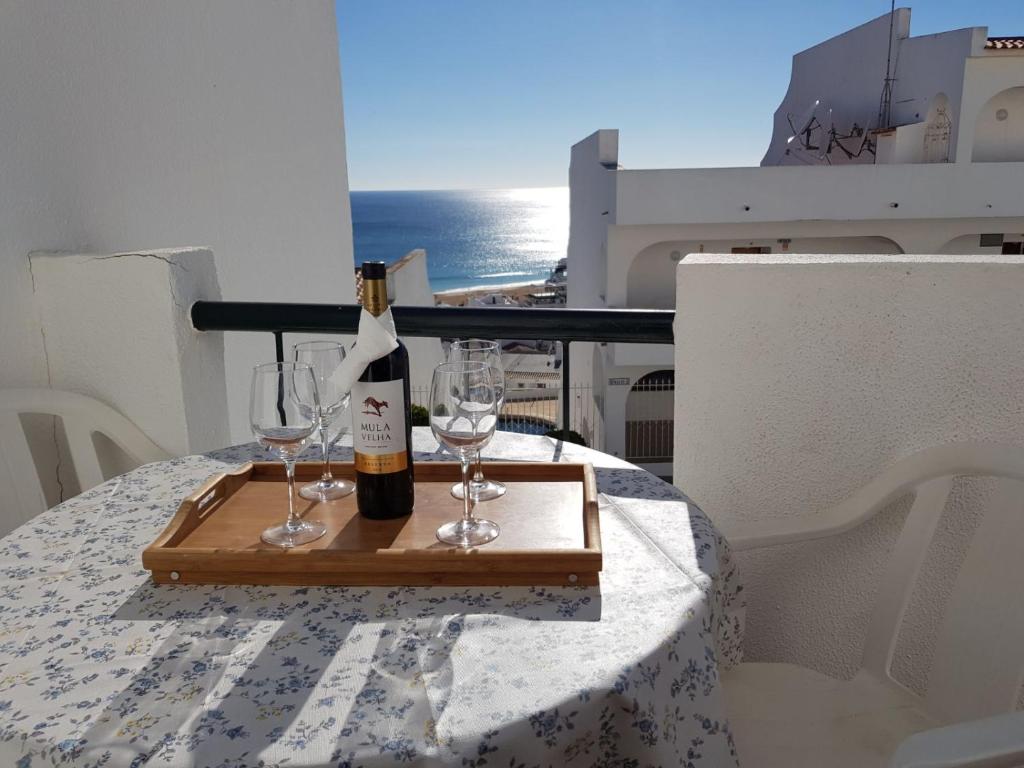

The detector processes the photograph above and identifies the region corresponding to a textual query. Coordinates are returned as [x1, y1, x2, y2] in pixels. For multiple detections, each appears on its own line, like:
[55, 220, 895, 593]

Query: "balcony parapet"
[673, 252, 1024, 682]
[614, 162, 1024, 226]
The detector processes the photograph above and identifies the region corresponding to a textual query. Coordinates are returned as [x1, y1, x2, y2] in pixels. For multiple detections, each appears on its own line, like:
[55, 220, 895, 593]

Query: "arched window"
[972, 86, 1024, 163]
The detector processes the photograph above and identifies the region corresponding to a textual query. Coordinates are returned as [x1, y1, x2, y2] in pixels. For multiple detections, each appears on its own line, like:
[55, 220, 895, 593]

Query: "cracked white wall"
[1, 0, 357, 446]
[29, 248, 229, 459]
[22, 256, 67, 507]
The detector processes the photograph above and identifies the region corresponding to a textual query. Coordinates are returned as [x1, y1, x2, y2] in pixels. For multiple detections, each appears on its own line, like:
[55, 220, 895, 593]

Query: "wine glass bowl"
[293, 340, 355, 501]
[430, 361, 500, 547]
[447, 338, 506, 502]
[250, 362, 327, 547]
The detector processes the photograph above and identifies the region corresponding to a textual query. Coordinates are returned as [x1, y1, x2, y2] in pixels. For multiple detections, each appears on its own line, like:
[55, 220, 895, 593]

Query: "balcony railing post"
[274, 331, 286, 424]
[561, 340, 570, 442]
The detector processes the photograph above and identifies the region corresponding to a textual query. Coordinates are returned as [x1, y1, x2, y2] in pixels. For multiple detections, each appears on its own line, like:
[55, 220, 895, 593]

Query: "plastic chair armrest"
[890, 712, 1024, 768]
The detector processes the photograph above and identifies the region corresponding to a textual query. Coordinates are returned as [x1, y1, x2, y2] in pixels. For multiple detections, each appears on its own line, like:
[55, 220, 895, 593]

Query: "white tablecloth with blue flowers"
[0, 430, 744, 768]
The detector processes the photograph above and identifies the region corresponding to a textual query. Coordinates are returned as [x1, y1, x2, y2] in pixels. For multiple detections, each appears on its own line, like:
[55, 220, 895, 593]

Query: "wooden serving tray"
[142, 461, 601, 587]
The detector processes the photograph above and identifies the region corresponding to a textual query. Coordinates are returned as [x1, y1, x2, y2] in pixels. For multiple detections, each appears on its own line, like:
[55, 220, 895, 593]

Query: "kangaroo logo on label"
[362, 397, 389, 418]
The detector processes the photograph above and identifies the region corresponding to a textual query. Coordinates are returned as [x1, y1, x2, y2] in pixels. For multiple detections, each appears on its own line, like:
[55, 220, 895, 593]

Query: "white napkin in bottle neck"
[329, 308, 399, 395]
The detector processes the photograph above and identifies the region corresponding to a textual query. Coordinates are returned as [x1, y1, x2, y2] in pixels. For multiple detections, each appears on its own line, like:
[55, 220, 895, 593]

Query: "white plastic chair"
[0, 388, 168, 531]
[721, 442, 1024, 768]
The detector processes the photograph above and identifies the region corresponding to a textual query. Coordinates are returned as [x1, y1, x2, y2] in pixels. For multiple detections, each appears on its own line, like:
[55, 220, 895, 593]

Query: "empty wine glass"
[293, 340, 354, 501]
[447, 339, 506, 502]
[430, 360, 500, 547]
[250, 362, 326, 547]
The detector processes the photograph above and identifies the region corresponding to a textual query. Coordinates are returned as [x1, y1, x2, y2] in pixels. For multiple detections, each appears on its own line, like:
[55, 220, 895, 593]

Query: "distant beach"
[433, 280, 548, 306]
[351, 188, 568, 295]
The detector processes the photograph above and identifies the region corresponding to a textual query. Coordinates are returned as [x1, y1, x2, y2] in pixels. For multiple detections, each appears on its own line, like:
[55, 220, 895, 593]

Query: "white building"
[568, 8, 1024, 475]
[0, 1, 357, 448]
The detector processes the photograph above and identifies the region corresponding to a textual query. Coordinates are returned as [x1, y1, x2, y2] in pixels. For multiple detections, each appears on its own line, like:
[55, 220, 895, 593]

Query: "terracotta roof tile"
[986, 37, 1024, 50]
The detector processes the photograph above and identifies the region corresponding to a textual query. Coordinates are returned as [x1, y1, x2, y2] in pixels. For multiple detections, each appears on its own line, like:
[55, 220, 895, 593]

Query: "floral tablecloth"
[0, 429, 744, 767]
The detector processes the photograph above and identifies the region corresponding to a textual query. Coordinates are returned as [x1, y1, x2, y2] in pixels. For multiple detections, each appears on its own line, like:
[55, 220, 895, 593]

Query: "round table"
[0, 430, 744, 767]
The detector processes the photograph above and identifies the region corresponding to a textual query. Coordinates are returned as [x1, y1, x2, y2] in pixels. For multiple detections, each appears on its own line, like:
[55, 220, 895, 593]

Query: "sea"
[350, 188, 568, 294]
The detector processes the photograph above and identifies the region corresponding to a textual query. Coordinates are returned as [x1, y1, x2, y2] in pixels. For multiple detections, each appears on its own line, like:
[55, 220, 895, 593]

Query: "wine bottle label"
[351, 378, 408, 474]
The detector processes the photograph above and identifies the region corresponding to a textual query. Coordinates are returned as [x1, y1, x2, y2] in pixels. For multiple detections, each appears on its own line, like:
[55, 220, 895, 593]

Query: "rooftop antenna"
[787, 99, 822, 149]
[876, 0, 896, 129]
[784, 99, 876, 164]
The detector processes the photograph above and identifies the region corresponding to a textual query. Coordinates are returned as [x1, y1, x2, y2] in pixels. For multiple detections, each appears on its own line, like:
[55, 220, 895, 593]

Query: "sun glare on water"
[500, 187, 569, 260]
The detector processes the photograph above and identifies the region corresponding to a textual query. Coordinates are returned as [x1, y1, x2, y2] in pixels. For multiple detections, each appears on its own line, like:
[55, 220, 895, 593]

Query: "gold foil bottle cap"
[361, 261, 388, 317]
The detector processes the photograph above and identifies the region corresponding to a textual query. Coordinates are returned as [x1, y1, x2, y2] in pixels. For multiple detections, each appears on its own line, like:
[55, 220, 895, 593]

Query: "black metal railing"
[191, 301, 674, 440]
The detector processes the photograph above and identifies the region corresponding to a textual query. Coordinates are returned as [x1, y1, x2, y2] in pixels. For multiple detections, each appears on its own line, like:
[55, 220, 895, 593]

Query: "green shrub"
[410, 404, 430, 427]
[543, 428, 587, 447]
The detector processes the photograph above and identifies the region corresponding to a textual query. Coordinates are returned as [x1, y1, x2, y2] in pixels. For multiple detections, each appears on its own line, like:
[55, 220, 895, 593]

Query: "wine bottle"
[352, 261, 415, 519]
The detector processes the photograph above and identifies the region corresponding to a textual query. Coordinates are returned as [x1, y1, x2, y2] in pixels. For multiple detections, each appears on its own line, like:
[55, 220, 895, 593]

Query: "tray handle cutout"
[152, 465, 254, 549]
[194, 485, 223, 520]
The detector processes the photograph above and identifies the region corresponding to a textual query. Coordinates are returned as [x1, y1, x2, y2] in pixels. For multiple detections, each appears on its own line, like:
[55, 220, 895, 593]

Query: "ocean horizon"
[350, 187, 568, 294]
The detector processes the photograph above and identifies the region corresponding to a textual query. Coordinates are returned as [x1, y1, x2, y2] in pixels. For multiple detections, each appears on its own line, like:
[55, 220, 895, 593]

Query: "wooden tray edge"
[142, 461, 603, 584]
[142, 463, 254, 564]
[149, 571, 601, 587]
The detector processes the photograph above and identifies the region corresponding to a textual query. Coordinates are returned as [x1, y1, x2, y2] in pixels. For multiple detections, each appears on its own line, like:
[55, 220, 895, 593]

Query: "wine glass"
[293, 340, 354, 501]
[447, 339, 506, 501]
[250, 362, 326, 547]
[430, 361, 500, 547]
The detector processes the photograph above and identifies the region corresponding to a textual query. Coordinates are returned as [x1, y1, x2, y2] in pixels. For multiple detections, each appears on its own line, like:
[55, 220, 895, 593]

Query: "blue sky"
[337, 1, 1022, 191]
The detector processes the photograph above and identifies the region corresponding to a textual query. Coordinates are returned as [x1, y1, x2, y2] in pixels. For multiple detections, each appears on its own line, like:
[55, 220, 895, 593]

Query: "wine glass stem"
[319, 421, 333, 482]
[284, 458, 300, 531]
[472, 397, 500, 484]
[460, 452, 474, 527]
[472, 449, 484, 484]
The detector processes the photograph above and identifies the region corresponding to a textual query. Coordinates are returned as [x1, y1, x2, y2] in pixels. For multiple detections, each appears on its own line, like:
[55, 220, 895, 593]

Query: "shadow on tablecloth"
[76, 578, 601, 765]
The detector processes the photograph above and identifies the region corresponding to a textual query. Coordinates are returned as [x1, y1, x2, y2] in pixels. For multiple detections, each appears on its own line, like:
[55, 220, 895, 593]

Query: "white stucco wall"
[388, 250, 445, 393]
[597, 362, 652, 461]
[762, 10, 911, 166]
[761, 9, 979, 166]
[882, 24, 980, 158]
[971, 86, 1024, 162]
[602, 159, 1024, 308]
[958, 55, 1024, 163]
[875, 122, 930, 164]
[614, 163, 1024, 229]
[0, 1, 355, 444]
[29, 249, 229, 458]
[567, 130, 619, 402]
[568, 130, 618, 310]
[626, 236, 903, 308]
[390, 251, 435, 308]
[602, 216, 1024, 309]
[672, 253, 1024, 678]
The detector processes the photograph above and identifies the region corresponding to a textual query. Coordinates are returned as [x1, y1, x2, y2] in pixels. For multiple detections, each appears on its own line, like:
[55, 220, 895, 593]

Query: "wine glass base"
[436, 518, 500, 548]
[261, 520, 327, 548]
[299, 478, 355, 501]
[451, 479, 506, 501]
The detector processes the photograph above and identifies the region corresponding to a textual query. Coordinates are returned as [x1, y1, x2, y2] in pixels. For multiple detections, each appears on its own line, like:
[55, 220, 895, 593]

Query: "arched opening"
[972, 86, 1024, 162]
[625, 370, 674, 464]
[626, 236, 904, 308]
[940, 232, 1024, 255]
[922, 93, 951, 163]
[626, 244, 685, 309]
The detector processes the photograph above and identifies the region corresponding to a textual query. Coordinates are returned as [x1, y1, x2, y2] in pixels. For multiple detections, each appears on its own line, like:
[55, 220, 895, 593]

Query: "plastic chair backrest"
[0, 388, 168, 530]
[857, 442, 1024, 725]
